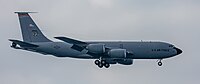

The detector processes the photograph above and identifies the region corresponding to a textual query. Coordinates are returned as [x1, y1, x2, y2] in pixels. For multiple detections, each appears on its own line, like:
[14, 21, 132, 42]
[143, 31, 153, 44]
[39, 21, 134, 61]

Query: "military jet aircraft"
[9, 12, 182, 68]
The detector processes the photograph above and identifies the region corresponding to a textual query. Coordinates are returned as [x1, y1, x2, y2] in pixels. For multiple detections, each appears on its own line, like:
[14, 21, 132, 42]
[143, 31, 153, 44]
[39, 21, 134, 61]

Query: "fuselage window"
[54, 45, 61, 49]
[119, 44, 123, 48]
[152, 49, 169, 52]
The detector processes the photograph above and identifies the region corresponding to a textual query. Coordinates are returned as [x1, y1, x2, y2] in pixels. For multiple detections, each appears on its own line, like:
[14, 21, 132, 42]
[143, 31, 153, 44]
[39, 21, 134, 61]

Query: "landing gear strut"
[158, 59, 162, 66]
[94, 59, 110, 68]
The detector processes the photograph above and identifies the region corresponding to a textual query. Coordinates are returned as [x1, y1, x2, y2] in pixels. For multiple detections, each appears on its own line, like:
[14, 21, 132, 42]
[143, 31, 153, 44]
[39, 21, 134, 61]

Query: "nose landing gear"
[94, 59, 110, 68]
[157, 59, 162, 66]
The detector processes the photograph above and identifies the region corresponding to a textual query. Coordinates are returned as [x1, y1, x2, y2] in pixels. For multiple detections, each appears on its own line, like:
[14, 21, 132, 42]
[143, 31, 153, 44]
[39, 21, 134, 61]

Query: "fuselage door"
[119, 43, 123, 48]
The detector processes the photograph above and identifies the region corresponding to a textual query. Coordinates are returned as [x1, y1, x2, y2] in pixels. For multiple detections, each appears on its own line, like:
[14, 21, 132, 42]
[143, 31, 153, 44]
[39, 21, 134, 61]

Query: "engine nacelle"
[105, 59, 117, 64]
[117, 59, 133, 65]
[87, 44, 105, 54]
[108, 49, 126, 58]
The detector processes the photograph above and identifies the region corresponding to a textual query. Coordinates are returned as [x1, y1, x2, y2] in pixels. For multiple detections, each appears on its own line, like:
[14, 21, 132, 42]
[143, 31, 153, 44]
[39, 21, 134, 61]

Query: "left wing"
[54, 36, 133, 56]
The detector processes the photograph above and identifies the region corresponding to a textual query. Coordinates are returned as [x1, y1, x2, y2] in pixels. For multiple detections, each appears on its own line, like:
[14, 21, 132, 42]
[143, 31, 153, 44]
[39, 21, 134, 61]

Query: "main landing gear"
[11, 42, 17, 48]
[157, 59, 162, 66]
[94, 60, 110, 68]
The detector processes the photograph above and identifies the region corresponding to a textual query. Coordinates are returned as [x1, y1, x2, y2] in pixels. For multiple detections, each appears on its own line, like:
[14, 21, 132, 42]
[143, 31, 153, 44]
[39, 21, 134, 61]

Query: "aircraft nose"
[174, 47, 182, 55]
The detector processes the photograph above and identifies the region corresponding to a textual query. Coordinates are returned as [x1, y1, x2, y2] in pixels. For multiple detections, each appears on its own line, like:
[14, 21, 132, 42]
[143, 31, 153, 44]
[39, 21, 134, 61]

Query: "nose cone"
[174, 47, 182, 55]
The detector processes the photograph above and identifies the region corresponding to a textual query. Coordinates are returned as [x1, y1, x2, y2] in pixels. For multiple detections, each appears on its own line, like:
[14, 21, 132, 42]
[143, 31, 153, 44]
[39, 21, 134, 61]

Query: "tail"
[15, 12, 52, 42]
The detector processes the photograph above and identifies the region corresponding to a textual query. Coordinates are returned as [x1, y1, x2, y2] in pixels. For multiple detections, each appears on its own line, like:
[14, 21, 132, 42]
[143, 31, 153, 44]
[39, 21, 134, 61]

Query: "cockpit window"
[169, 45, 174, 47]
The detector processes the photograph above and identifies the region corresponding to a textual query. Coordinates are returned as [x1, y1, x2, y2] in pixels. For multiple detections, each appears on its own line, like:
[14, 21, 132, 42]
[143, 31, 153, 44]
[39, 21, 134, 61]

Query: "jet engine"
[87, 44, 105, 54]
[108, 49, 126, 58]
[105, 59, 117, 64]
[117, 59, 133, 65]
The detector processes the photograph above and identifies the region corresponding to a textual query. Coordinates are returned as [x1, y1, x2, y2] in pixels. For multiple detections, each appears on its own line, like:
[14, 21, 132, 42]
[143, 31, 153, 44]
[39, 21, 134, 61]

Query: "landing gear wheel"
[158, 61, 162, 66]
[94, 60, 100, 65]
[101, 60, 106, 65]
[11, 42, 17, 48]
[95, 58, 110, 68]
[98, 63, 103, 68]
[104, 63, 110, 68]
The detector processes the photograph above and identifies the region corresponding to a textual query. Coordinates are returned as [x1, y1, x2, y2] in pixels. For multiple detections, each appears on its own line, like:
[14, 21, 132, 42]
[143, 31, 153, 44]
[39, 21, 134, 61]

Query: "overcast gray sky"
[0, 0, 200, 84]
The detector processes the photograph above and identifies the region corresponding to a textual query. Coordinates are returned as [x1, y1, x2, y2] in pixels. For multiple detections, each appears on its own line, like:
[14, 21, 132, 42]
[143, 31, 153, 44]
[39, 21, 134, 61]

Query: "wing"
[54, 37, 87, 51]
[54, 37, 87, 45]
[54, 36, 134, 57]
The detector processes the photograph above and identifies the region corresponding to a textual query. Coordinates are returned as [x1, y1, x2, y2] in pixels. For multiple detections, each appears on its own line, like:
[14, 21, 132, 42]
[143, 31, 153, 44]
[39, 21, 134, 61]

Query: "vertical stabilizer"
[15, 12, 51, 42]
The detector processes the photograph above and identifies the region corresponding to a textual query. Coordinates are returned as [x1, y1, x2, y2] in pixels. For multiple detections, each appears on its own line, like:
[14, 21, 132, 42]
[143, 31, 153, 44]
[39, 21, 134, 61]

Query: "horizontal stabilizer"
[14, 12, 38, 14]
[54, 37, 87, 44]
[9, 39, 39, 47]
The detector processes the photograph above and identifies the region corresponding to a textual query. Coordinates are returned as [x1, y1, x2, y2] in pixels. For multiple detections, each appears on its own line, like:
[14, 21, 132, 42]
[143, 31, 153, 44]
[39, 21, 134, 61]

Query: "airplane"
[9, 12, 182, 68]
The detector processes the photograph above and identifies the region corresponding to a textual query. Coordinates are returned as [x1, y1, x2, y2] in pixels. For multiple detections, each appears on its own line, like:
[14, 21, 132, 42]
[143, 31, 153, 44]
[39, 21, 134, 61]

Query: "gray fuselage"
[32, 41, 178, 59]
